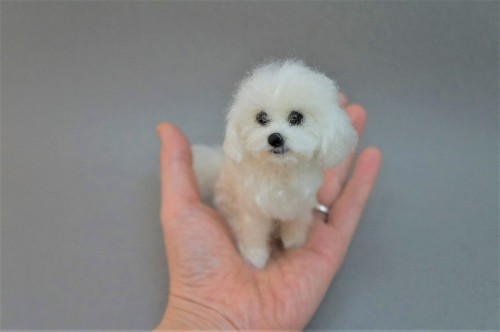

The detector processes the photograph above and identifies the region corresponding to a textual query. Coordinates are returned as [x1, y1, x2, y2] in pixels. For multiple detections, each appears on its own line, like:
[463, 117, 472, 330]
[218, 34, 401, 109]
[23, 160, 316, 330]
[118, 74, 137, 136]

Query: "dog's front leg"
[280, 211, 313, 250]
[231, 211, 273, 269]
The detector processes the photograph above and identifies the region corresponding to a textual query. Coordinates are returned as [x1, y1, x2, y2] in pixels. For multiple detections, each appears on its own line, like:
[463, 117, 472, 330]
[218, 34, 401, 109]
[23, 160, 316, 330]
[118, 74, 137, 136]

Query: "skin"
[155, 99, 382, 330]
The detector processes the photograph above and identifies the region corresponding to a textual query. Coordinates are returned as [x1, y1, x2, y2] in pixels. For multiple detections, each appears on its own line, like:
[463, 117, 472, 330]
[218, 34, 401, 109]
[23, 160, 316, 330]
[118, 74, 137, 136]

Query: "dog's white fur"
[193, 60, 357, 268]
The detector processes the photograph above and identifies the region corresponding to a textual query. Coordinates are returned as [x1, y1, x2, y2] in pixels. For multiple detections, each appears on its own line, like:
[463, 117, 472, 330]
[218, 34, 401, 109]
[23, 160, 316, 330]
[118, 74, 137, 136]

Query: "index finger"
[157, 122, 200, 219]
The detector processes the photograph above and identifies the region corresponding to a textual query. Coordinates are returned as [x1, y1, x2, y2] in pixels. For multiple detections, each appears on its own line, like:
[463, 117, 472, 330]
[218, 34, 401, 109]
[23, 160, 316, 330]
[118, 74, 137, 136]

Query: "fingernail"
[156, 123, 170, 143]
[363, 147, 382, 165]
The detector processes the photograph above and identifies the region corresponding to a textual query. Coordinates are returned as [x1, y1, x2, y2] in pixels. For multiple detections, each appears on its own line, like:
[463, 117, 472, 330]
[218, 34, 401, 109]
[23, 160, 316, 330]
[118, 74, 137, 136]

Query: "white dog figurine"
[193, 60, 357, 268]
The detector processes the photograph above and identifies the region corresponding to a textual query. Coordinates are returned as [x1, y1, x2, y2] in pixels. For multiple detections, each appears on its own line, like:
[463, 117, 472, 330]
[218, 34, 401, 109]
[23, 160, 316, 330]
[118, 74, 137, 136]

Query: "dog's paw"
[240, 246, 269, 268]
[281, 222, 309, 249]
[282, 231, 308, 249]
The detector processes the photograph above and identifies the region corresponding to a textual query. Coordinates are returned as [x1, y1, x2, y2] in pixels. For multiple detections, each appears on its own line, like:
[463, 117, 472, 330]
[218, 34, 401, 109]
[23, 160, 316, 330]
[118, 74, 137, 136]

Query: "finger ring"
[314, 203, 330, 214]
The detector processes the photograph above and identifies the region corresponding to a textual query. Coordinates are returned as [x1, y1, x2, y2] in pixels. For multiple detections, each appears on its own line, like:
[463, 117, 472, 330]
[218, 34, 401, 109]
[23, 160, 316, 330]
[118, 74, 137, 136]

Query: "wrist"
[155, 294, 239, 330]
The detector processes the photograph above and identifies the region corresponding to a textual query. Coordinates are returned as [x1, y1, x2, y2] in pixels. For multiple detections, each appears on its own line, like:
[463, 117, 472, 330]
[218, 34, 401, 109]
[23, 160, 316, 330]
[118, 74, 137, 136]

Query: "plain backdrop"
[1, 1, 498, 330]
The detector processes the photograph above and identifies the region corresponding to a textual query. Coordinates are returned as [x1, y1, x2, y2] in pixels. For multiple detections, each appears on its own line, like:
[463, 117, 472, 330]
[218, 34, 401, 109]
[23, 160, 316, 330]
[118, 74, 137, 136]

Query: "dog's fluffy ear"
[223, 116, 243, 163]
[318, 103, 358, 168]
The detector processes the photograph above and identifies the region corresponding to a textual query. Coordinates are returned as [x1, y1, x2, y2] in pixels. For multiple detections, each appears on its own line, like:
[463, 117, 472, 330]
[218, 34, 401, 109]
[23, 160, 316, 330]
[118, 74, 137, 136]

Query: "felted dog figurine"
[193, 60, 357, 268]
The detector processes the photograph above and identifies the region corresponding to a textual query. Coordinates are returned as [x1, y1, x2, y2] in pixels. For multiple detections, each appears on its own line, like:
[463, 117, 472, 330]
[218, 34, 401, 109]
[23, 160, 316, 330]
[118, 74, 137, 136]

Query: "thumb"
[157, 122, 200, 222]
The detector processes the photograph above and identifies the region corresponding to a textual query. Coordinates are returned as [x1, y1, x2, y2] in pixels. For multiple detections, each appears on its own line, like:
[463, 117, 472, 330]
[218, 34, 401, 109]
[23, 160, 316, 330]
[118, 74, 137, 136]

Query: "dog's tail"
[192, 145, 223, 205]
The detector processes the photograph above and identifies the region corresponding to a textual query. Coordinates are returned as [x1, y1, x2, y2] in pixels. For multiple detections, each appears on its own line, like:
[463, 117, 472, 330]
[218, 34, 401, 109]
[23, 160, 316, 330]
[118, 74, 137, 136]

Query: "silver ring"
[314, 203, 330, 214]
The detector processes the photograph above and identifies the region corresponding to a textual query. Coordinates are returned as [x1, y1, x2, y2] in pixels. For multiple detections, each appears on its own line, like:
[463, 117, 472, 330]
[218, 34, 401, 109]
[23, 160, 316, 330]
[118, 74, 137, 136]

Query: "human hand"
[155, 100, 381, 330]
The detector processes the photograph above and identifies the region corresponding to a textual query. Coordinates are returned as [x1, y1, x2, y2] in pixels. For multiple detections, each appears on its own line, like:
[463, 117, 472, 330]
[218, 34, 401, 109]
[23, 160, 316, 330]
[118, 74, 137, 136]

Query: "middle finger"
[316, 104, 367, 206]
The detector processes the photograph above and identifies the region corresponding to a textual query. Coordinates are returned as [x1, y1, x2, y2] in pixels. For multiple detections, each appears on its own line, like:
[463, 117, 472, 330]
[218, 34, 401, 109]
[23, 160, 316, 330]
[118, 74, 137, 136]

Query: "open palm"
[155, 102, 381, 330]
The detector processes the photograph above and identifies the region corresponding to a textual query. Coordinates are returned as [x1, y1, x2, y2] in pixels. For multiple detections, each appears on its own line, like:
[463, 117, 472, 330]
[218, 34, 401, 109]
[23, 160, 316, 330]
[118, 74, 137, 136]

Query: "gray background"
[1, 1, 498, 330]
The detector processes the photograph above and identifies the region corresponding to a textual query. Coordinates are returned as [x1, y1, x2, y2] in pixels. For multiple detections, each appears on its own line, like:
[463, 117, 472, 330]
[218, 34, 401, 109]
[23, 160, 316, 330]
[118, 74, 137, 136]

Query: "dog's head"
[223, 60, 357, 168]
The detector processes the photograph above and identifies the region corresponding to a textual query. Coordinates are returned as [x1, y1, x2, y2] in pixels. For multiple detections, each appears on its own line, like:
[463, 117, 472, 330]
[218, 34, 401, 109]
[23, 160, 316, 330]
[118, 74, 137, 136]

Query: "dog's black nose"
[268, 133, 284, 148]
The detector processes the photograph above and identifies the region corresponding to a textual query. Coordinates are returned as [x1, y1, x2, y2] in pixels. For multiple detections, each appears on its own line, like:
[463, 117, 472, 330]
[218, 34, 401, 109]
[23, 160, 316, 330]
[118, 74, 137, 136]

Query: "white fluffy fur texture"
[193, 60, 357, 268]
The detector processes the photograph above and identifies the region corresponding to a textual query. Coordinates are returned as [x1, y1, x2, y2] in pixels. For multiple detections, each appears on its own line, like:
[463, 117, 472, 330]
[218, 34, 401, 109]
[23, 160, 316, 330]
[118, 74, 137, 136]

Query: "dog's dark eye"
[288, 111, 304, 126]
[256, 111, 269, 126]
